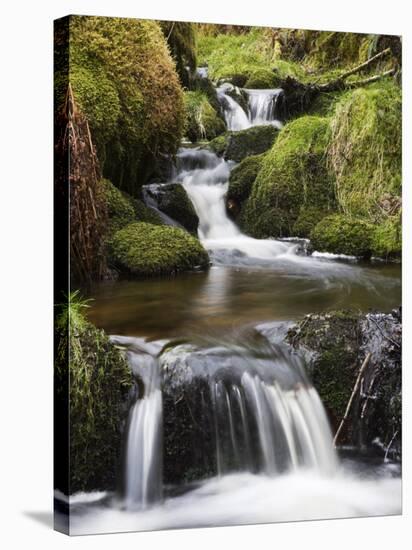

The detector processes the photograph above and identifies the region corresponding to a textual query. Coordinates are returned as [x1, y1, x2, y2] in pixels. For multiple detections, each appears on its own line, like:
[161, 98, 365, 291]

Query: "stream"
[65, 80, 402, 534]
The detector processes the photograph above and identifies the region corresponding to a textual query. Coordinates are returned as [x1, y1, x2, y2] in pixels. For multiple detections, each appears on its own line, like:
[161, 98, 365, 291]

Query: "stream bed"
[66, 82, 402, 534]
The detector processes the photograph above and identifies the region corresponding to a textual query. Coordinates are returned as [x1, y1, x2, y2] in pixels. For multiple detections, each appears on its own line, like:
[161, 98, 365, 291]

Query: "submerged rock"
[286, 309, 401, 458]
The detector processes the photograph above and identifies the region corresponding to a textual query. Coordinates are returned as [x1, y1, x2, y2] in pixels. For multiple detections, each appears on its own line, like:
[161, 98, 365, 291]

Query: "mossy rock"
[110, 222, 209, 277]
[328, 81, 401, 223]
[184, 91, 226, 142]
[226, 154, 265, 220]
[143, 183, 199, 233]
[310, 214, 374, 258]
[286, 309, 402, 452]
[292, 207, 330, 238]
[101, 179, 163, 235]
[286, 311, 362, 440]
[245, 68, 280, 89]
[371, 214, 402, 259]
[55, 294, 133, 493]
[210, 125, 278, 163]
[60, 16, 186, 194]
[208, 134, 228, 156]
[242, 116, 336, 238]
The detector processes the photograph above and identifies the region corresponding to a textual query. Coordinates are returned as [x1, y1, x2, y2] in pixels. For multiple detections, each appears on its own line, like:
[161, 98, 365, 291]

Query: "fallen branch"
[333, 352, 372, 447]
[338, 47, 391, 80]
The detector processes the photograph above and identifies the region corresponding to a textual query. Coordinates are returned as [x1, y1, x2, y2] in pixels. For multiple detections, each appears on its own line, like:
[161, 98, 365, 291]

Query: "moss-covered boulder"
[286, 309, 401, 456]
[110, 222, 209, 277]
[184, 91, 226, 142]
[101, 178, 163, 235]
[292, 207, 329, 238]
[328, 82, 401, 223]
[242, 116, 336, 238]
[143, 183, 199, 233]
[244, 68, 280, 89]
[58, 16, 186, 194]
[226, 154, 265, 220]
[55, 292, 133, 493]
[210, 125, 279, 163]
[310, 214, 374, 258]
[287, 311, 362, 441]
[371, 213, 402, 259]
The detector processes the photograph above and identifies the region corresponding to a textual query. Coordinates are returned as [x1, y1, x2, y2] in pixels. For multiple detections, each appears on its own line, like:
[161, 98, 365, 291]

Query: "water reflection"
[87, 260, 401, 339]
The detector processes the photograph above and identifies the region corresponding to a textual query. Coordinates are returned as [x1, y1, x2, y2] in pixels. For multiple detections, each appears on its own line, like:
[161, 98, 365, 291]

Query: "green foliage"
[159, 21, 197, 83]
[66, 16, 185, 193]
[371, 214, 402, 259]
[197, 29, 306, 84]
[101, 179, 163, 237]
[244, 68, 279, 89]
[101, 178, 136, 234]
[306, 31, 374, 69]
[310, 214, 375, 258]
[328, 81, 401, 222]
[111, 222, 209, 277]
[55, 291, 133, 492]
[228, 154, 265, 204]
[292, 207, 330, 238]
[184, 91, 226, 142]
[243, 116, 336, 237]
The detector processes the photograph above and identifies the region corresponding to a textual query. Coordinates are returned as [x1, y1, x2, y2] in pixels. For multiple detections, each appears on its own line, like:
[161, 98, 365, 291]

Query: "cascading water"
[62, 74, 401, 536]
[113, 337, 164, 510]
[217, 83, 284, 130]
[160, 338, 337, 481]
[174, 147, 294, 263]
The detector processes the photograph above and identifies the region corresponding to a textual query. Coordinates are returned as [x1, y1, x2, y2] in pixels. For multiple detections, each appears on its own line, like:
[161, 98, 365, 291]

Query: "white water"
[217, 84, 284, 130]
[175, 147, 295, 261]
[121, 342, 163, 510]
[68, 469, 401, 534]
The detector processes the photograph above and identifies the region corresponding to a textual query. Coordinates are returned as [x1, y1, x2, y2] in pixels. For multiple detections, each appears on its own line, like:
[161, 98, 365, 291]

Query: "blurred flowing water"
[68, 87, 401, 534]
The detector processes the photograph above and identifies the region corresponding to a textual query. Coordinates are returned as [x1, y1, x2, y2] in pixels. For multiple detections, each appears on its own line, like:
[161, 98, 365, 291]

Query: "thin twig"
[333, 352, 372, 447]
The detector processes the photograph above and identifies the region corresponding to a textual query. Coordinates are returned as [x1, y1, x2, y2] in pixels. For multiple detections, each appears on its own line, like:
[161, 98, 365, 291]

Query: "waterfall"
[217, 84, 284, 130]
[160, 340, 338, 479]
[246, 89, 284, 127]
[114, 337, 164, 510]
[174, 147, 293, 262]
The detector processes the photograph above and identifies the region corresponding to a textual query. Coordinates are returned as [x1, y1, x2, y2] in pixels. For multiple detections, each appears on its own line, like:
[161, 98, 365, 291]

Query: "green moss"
[197, 29, 307, 85]
[228, 154, 265, 204]
[371, 214, 402, 259]
[208, 134, 228, 156]
[244, 68, 279, 89]
[55, 291, 133, 492]
[328, 81, 401, 223]
[292, 207, 329, 238]
[243, 116, 336, 237]
[101, 178, 136, 233]
[184, 91, 226, 142]
[101, 179, 163, 237]
[65, 16, 186, 194]
[310, 214, 374, 257]
[307, 31, 374, 69]
[287, 311, 361, 425]
[224, 125, 279, 162]
[111, 222, 209, 277]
